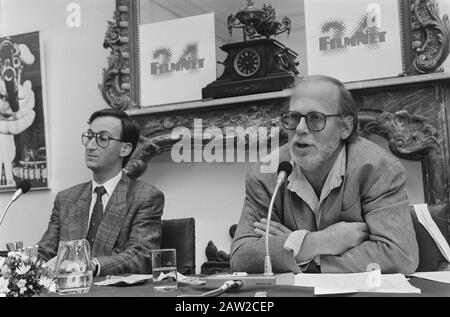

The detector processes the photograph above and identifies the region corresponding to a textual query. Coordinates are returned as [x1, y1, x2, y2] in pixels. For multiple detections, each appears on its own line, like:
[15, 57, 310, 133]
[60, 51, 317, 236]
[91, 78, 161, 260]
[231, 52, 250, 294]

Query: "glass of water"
[151, 248, 178, 292]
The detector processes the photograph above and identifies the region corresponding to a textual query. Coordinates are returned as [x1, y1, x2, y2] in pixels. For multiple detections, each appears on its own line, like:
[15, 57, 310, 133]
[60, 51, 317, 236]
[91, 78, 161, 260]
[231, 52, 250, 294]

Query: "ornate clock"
[202, 0, 299, 99]
[233, 48, 261, 77]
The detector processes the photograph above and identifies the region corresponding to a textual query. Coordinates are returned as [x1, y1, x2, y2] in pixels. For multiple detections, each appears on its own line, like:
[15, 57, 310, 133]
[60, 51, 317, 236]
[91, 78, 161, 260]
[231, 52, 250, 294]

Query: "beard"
[289, 132, 342, 172]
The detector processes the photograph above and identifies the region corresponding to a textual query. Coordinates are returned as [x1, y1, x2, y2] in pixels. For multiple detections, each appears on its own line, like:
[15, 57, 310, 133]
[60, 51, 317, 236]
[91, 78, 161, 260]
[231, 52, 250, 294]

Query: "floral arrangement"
[0, 250, 56, 297]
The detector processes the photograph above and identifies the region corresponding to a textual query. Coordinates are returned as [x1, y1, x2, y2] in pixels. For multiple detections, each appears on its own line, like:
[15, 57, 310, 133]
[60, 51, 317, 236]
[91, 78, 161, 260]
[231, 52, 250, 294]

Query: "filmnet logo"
[150, 42, 205, 76]
[318, 3, 386, 55]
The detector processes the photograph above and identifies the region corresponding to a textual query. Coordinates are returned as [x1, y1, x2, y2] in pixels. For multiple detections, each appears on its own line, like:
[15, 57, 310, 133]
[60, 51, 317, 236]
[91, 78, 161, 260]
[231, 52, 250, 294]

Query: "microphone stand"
[0, 200, 14, 226]
[205, 167, 292, 288]
[264, 179, 283, 276]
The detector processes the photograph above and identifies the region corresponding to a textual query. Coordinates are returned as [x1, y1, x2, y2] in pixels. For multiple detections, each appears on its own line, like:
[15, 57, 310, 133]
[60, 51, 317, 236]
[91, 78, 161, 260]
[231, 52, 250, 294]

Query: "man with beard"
[230, 75, 419, 274]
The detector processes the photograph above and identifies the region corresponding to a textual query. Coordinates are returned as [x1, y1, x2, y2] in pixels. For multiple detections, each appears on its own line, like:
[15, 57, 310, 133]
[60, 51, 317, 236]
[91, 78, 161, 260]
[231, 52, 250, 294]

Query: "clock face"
[233, 48, 261, 77]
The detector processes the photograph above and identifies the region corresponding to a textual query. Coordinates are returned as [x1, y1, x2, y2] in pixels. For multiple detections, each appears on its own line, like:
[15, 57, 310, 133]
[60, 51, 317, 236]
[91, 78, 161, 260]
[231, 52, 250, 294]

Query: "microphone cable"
[177, 280, 243, 297]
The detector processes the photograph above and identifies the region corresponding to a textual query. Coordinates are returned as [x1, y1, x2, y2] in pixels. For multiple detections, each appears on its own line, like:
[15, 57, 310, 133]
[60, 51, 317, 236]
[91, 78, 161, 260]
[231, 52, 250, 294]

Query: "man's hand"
[318, 221, 369, 255]
[295, 221, 369, 263]
[253, 218, 292, 237]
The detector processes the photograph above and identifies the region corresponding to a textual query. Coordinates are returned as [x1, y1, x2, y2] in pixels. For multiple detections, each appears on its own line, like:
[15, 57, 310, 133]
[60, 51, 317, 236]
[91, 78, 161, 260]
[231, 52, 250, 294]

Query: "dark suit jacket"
[231, 137, 419, 274]
[38, 173, 164, 276]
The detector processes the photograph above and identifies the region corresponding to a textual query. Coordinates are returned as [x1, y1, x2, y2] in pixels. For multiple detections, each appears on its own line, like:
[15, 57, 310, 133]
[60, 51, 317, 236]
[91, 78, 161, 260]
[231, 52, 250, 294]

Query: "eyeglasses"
[81, 131, 124, 148]
[279, 111, 341, 132]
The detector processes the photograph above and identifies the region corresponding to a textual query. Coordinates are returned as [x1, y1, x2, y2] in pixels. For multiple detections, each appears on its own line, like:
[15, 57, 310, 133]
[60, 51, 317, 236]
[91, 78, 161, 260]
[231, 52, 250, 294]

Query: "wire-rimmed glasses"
[81, 131, 124, 148]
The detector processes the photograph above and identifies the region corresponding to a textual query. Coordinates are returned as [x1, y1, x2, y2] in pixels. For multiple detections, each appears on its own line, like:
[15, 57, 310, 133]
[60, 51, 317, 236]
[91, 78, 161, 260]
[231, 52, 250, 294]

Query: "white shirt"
[88, 170, 123, 224]
[88, 170, 123, 276]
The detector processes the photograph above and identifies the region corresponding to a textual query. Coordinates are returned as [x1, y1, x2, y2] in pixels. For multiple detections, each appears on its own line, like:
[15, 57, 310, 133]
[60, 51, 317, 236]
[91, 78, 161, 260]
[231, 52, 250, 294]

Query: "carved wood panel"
[353, 79, 450, 205]
[402, 0, 450, 75]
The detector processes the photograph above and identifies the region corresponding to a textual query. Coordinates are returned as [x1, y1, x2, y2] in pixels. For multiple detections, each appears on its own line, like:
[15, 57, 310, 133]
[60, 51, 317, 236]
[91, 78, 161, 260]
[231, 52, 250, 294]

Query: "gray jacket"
[231, 137, 419, 274]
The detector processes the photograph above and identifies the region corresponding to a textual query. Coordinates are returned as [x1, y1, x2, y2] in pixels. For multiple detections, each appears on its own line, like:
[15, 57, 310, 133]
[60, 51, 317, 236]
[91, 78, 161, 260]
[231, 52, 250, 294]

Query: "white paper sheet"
[177, 272, 205, 285]
[94, 272, 205, 286]
[410, 271, 450, 284]
[95, 274, 153, 286]
[413, 204, 450, 262]
[295, 270, 420, 295]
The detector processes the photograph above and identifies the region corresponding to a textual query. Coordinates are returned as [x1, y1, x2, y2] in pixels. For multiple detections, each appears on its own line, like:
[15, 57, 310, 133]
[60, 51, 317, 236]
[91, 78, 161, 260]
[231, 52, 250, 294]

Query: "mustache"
[293, 139, 314, 146]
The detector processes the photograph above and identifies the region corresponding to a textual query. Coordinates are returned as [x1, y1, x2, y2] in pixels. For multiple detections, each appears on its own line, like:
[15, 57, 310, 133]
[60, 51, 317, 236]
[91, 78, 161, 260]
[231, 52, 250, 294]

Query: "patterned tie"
[86, 186, 107, 249]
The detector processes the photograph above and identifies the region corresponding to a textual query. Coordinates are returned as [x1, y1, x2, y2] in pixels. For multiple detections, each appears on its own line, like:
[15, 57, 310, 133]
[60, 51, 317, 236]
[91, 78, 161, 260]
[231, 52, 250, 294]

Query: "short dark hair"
[295, 75, 359, 144]
[88, 108, 140, 167]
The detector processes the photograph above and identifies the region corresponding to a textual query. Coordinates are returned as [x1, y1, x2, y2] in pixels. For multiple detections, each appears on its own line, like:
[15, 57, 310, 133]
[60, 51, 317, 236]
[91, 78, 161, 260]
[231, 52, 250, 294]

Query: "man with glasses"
[231, 75, 419, 274]
[37, 108, 164, 276]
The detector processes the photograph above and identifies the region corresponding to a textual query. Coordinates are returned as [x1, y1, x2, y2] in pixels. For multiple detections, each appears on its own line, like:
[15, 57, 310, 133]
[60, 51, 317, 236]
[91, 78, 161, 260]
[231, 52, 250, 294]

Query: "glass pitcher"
[54, 239, 93, 295]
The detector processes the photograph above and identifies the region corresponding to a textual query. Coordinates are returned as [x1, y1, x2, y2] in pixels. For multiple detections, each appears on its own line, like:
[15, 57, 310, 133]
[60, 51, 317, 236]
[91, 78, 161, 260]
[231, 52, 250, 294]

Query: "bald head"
[291, 76, 341, 114]
[290, 75, 359, 144]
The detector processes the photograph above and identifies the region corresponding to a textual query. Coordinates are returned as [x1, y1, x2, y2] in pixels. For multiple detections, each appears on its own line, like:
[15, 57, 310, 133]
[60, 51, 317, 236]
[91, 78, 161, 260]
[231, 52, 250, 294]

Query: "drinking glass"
[151, 248, 178, 292]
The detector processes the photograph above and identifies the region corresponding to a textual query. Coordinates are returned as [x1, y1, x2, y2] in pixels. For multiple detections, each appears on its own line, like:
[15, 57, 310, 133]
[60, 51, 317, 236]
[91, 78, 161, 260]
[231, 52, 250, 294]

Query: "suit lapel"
[92, 173, 130, 257]
[71, 182, 92, 240]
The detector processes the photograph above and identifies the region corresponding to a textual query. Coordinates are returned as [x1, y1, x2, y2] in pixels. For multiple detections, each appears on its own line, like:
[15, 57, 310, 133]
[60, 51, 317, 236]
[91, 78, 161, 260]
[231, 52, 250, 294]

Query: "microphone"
[0, 180, 32, 226]
[206, 162, 294, 289]
[11, 180, 32, 202]
[276, 161, 293, 185]
[264, 161, 293, 276]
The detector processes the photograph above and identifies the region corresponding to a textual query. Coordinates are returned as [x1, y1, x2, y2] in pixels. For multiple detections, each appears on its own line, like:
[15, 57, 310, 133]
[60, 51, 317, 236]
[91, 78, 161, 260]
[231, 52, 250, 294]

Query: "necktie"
[87, 186, 107, 249]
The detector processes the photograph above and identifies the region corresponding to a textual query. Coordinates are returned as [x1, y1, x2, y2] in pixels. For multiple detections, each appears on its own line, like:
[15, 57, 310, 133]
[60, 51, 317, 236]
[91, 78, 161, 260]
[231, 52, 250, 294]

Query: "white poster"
[139, 13, 216, 107]
[304, 0, 403, 82]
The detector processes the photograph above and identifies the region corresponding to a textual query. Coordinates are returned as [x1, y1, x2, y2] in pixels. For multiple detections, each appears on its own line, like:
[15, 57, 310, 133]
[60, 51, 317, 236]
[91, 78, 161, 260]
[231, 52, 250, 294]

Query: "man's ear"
[120, 142, 133, 158]
[340, 116, 354, 141]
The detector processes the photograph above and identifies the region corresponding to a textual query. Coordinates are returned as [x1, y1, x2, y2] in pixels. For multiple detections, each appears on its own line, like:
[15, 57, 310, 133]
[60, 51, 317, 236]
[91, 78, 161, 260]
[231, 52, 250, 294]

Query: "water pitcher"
[54, 239, 93, 295]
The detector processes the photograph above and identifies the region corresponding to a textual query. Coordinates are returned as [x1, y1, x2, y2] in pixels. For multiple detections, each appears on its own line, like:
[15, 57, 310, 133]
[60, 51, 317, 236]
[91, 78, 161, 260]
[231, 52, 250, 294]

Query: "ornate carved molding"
[360, 109, 440, 160]
[124, 104, 442, 178]
[408, 0, 450, 74]
[124, 98, 289, 178]
[99, 0, 137, 110]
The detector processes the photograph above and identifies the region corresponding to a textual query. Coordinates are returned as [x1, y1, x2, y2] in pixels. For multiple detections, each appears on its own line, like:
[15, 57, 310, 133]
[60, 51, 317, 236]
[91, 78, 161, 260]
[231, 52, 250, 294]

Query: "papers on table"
[410, 271, 450, 284]
[95, 274, 153, 286]
[177, 273, 205, 285]
[94, 272, 205, 286]
[413, 204, 450, 262]
[295, 270, 420, 295]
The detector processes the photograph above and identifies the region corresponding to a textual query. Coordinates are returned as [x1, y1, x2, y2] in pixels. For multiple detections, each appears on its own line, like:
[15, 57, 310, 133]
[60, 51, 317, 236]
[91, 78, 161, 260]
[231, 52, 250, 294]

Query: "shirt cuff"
[283, 230, 314, 267]
[92, 258, 101, 277]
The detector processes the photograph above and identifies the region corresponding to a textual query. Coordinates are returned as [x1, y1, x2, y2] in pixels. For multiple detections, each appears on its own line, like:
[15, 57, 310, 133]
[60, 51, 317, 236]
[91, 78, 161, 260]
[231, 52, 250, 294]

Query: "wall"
[0, 0, 113, 250]
[142, 153, 253, 271]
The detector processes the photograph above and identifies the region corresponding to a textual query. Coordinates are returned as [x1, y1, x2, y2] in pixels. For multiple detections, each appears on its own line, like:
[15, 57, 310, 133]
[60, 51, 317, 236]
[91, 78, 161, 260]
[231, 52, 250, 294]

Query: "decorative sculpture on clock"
[202, 0, 300, 99]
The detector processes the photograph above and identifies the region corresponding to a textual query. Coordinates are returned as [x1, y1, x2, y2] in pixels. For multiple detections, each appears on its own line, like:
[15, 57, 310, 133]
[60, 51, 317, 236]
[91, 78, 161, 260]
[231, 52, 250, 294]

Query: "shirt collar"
[287, 146, 346, 211]
[319, 145, 346, 201]
[92, 170, 123, 197]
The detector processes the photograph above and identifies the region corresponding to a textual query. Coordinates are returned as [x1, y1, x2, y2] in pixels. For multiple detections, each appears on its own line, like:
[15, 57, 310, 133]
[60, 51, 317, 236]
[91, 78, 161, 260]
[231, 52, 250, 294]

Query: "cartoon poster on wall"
[0, 31, 49, 192]
[139, 13, 217, 107]
[304, 0, 404, 82]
